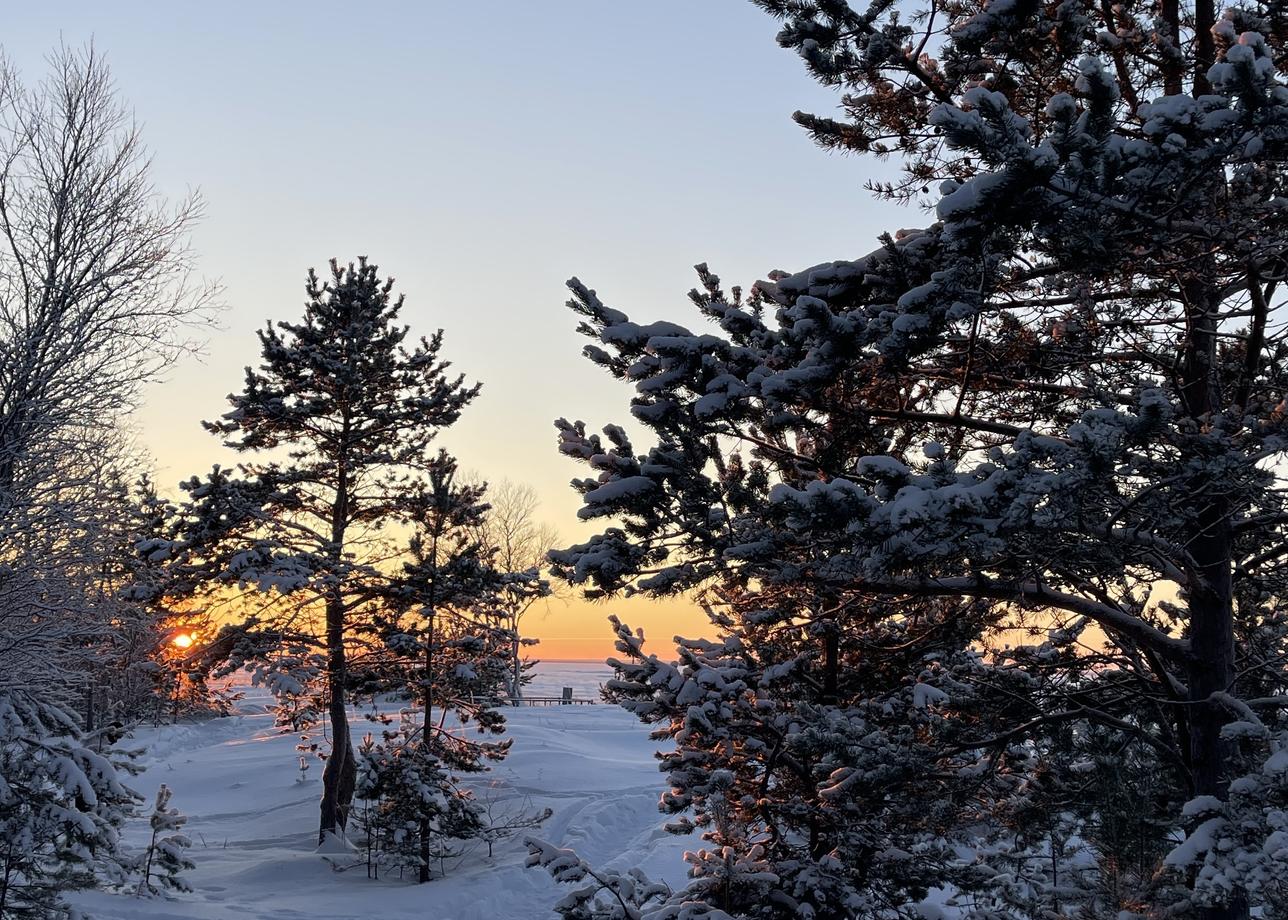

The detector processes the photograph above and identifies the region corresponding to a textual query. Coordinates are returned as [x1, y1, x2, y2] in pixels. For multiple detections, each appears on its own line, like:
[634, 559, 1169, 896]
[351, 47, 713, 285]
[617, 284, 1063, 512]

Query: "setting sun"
[171, 633, 194, 649]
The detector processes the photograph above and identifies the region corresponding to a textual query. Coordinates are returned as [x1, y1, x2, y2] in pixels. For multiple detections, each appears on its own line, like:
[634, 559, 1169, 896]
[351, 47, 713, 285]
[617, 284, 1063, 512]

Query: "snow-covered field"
[71, 662, 688, 920]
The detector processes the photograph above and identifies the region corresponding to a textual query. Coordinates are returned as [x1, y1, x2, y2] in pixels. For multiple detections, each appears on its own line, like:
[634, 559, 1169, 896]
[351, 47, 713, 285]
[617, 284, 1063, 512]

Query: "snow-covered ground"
[72, 662, 688, 920]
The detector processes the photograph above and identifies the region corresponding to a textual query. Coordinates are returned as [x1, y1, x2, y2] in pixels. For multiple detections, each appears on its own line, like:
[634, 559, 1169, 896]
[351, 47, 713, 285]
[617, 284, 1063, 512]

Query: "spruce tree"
[152, 258, 478, 845]
[542, 3, 1288, 918]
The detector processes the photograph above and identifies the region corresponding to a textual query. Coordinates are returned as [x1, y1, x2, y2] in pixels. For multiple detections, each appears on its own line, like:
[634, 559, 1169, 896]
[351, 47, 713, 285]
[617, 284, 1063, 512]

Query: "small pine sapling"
[135, 784, 194, 897]
[354, 718, 486, 881]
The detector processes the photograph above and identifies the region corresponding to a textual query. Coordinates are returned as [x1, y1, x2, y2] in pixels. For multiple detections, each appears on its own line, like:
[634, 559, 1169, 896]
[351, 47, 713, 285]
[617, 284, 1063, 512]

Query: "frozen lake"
[522, 659, 614, 700]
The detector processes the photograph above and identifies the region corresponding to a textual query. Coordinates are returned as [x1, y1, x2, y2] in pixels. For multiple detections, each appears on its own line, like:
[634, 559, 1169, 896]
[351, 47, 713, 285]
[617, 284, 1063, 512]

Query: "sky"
[8, 2, 906, 659]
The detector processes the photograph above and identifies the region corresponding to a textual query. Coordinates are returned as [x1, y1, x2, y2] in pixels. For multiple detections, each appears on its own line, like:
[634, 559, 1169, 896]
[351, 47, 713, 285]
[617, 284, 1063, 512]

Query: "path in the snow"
[71, 679, 692, 920]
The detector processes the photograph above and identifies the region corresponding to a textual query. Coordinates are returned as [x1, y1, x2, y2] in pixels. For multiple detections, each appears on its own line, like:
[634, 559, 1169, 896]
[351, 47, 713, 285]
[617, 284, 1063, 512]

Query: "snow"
[70, 663, 691, 920]
[913, 683, 949, 709]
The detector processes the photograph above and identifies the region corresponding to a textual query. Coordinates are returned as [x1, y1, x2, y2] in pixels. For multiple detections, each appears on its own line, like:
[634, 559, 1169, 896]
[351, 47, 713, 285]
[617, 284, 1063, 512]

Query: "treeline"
[0, 45, 215, 917]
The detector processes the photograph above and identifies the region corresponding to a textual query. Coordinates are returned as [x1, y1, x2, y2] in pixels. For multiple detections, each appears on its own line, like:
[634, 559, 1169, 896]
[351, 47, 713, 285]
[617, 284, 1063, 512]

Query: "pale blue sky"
[9, 1, 906, 654]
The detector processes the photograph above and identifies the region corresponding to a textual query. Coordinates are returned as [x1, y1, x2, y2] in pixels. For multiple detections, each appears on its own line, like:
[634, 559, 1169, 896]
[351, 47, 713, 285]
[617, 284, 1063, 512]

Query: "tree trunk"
[510, 630, 522, 704]
[822, 625, 839, 705]
[417, 599, 436, 883]
[1179, 278, 1248, 920]
[318, 591, 355, 845]
[319, 418, 356, 846]
[1187, 494, 1243, 920]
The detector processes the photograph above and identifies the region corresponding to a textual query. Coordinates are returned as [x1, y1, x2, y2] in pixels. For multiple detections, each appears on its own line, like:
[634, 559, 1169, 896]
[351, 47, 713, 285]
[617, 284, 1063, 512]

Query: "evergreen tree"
[0, 694, 140, 918]
[134, 784, 194, 897]
[149, 258, 478, 845]
[354, 717, 487, 881]
[542, 3, 1288, 917]
[355, 451, 545, 882]
[84, 476, 224, 729]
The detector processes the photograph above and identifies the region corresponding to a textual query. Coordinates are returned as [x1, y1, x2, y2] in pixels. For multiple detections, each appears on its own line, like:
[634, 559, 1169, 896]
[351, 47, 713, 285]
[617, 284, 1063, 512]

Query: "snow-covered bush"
[525, 838, 684, 919]
[354, 720, 487, 880]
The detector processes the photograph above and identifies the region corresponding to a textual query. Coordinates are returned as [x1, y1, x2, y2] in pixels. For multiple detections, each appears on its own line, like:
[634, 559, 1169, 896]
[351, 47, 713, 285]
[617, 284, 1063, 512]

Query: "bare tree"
[0, 43, 213, 917]
[0, 42, 214, 693]
[0, 43, 214, 512]
[474, 480, 557, 702]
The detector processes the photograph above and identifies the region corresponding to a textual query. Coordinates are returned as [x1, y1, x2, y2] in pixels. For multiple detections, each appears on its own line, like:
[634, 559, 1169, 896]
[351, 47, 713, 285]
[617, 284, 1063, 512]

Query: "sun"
[172, 632, 194, 649]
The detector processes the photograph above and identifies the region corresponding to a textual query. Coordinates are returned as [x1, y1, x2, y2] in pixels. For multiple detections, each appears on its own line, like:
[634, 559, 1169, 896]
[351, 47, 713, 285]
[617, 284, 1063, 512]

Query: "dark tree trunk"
[319, 420, 357, 846]
[1180, 278, 1248, 920]
[318, 591, 355, 845]
[510, 630, 522, 704]
[821, 624, 839, 706]
[419, 601, 436, 883]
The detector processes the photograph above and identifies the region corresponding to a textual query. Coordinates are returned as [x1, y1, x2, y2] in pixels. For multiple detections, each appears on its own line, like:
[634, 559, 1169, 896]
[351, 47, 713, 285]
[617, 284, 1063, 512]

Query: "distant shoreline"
[532, 658, 611, 664]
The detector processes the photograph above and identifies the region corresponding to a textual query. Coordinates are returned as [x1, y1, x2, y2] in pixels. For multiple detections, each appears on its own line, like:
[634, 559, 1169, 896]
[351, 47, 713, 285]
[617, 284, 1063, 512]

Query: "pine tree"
[354, 718, 486, 881]
[0, 693, 141, 918]
[542, 3, 1288, 917]
[135, 784, 194, 897]
[149, 258, 478, 845]
[354, 451, 545, 882]
[84, 476, 224, 729]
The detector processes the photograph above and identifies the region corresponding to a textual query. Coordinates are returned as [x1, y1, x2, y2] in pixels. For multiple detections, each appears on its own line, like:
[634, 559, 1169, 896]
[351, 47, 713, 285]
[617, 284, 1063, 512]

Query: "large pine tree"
[537, 3, 1288, 918]
[154, 258, 478, 844]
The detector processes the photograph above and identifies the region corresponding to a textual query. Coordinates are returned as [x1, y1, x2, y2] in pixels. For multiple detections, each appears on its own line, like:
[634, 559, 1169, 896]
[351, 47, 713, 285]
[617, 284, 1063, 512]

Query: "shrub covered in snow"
[0, 693, 141, 918]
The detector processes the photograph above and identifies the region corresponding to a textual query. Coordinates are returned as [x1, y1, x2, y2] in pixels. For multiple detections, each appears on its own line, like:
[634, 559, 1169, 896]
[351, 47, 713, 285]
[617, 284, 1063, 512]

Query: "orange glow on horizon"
[524, 593, 709, 662]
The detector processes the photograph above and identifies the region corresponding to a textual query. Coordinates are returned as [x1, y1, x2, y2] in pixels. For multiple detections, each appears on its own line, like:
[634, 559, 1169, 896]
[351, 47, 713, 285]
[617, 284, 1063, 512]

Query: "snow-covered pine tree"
[355, 716, 486, 881]
[134, 784, 194, 897]
[355, 450, 545, 882]
[83, 476, 224, 729]
[543, 3, 1288, 917]
[147, 257, 479, 846]
[0, 693, 141, 918]
[393, 452, 514, 765]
